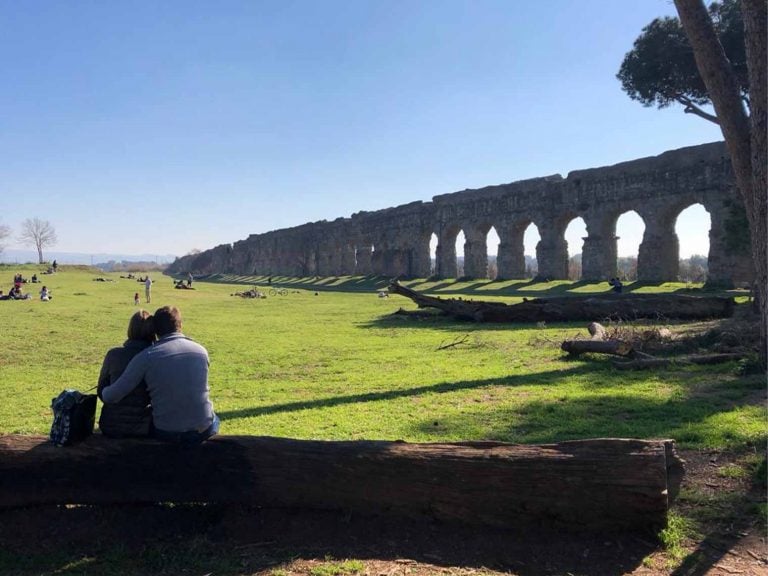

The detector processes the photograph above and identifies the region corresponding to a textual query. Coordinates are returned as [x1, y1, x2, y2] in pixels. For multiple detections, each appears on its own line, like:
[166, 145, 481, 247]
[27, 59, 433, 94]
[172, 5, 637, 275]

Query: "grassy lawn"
[0, 264, 765, 576]
[0, 264, 763, 448]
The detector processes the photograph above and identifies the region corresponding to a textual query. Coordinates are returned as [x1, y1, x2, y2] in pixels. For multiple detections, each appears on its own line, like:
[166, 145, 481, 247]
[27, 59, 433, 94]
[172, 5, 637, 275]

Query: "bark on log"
[389, 282, 734, 323]
[0, 435, 683, 532]
[561, 339, 637, 357]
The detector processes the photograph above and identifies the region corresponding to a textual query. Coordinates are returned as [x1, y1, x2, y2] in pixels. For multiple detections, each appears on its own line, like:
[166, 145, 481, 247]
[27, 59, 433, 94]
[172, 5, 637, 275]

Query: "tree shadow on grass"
[217, 364, 599, 423]
[405, 380, 765, 574]
[358, 311, 574, 333]
[0, 503, 659, 576]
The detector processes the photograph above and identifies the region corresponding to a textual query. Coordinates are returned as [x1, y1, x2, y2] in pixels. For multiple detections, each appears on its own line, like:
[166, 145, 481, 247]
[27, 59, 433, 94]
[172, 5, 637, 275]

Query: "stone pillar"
[436, 232, 458, 278]
[581, 224, 618, 282]
[340, 244, 356, 276]
[637, 220, 679, 282]
[535, 224, 568, 280]
[496, 223, 526, 279]
[389, 249, 408, 277]
[407, 238, 432, 278]
[371, 246, 384, 276]
[707, 202, 754, 286]
[355, 245, 373, 275]
[462, 228, 488, 279]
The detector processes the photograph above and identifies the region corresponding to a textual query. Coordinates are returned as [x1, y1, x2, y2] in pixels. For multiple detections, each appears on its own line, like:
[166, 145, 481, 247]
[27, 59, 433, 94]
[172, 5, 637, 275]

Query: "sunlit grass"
[0, 264, 763, 450]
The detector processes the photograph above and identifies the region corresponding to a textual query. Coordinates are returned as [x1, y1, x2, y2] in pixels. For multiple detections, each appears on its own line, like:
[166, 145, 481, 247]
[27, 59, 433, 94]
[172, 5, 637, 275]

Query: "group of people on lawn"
[98, 305, 219, 444]
[1, 273, 51, 301]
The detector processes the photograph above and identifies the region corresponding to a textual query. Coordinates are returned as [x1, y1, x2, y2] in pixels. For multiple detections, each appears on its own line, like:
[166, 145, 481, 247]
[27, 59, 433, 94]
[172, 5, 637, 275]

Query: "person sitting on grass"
[8, 283, 30, 300]
[101, 306, 219, 444]
[97, 310, 156, 438]
[39, 286, 51, 301]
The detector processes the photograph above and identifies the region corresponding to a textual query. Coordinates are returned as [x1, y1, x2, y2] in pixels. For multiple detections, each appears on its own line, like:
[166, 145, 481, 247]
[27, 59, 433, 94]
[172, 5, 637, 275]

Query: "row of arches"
[425, 203, 711, 281]
[232, 197, 749, 286]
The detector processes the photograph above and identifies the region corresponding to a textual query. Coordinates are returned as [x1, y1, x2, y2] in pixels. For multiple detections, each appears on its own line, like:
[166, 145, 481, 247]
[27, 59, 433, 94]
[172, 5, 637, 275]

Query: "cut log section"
[389, 282, 734, 322]
[561, 339, 638, 357]
[0, 435, 683, 532]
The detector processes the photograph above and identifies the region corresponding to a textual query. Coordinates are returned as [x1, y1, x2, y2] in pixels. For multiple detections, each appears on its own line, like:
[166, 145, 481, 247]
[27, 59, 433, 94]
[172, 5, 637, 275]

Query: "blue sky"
[0, 0, 721, 260]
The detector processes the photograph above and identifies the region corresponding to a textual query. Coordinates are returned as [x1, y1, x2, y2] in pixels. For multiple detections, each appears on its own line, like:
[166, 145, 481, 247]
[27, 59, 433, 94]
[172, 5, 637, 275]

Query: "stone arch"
[636, 197, 704, 283]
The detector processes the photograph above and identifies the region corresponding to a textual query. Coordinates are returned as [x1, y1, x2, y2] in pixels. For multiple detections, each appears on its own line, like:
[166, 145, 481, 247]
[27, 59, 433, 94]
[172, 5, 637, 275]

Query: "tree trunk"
[0, 435, 683, 533]
[389, 282, 734, 322]
[743, 0, 768, 368]
[560, 339, 638, 357]
[674, 0, 767, 367]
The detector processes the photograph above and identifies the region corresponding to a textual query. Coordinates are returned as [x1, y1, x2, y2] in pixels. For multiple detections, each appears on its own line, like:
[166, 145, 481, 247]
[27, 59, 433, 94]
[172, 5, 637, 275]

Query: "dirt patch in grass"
[0, 449, 765, 576]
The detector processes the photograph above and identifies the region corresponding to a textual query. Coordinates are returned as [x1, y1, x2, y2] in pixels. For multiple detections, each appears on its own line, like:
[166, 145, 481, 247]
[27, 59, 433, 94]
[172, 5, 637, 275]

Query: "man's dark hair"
[153, 306, 182, 336]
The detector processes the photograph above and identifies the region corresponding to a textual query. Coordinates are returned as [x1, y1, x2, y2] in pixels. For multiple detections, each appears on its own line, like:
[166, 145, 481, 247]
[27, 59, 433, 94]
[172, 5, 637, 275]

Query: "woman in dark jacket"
[97, 310, 155, 437]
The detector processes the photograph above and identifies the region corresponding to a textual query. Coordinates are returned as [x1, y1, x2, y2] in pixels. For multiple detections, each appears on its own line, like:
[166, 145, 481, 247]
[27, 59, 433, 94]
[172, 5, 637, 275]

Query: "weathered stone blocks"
[167, 142, 752, 285]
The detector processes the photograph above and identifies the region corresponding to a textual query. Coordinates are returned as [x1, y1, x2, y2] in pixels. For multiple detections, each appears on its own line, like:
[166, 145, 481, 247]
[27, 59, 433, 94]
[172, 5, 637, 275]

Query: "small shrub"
[659, 512, 696, 565]
[717, 464, 748, 479]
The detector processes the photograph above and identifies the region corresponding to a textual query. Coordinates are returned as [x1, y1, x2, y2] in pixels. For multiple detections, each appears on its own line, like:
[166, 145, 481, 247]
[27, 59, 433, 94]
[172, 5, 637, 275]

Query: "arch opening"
[523, 223, 540, 278]
[676, 203, 710, 282]
[616, 210, 645, 281]
[429, 233, 438, 276]
[455, 230, 466, 277]
[564, 217, 587, 280]
[486, 226, 500, 279]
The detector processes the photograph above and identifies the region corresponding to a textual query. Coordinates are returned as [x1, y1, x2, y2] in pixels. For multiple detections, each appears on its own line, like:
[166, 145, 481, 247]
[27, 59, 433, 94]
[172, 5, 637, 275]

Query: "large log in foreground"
[389, 282, 734, 322]
[0, 435, 683, 532]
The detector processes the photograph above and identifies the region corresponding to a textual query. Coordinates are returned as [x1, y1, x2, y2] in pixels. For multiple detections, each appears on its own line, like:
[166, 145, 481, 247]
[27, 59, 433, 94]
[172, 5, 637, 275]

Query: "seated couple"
[98, 306, 219, 444]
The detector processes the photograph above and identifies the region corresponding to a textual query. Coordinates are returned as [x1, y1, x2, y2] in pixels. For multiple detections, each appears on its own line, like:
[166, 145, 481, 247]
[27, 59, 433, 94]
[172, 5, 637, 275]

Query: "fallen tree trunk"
[389, 282, 734, 322]
[0, 435, 683, 532]
[561, 339, 637, 357]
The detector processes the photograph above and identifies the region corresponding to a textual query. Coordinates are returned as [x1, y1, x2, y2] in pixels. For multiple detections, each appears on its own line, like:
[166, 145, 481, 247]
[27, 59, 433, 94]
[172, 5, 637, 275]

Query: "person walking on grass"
[101, 306, 219, 444]
[144, 275, 152, 303]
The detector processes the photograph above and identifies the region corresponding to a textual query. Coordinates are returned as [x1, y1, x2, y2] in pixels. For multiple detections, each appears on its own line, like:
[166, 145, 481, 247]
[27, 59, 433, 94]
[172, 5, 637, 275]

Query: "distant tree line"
[96, 260, 168, 273]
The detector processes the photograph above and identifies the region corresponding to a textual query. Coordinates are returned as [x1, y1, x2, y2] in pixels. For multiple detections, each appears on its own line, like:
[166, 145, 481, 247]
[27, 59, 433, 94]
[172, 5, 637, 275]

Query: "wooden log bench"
[0, 435, 684, 532]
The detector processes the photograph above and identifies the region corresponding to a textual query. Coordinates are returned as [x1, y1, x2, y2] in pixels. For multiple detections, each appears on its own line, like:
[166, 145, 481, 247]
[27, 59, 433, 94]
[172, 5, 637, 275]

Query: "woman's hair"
[127, 310, 156, 342]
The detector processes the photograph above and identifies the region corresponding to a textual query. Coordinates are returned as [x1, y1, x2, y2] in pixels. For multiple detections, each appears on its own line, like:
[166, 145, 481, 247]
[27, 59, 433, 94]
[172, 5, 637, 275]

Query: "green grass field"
[1, 264, 764, 450]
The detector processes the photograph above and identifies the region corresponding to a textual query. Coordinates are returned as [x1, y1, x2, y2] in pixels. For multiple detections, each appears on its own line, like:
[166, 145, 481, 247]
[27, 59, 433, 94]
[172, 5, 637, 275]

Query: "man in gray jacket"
[101, 305, 219, 443]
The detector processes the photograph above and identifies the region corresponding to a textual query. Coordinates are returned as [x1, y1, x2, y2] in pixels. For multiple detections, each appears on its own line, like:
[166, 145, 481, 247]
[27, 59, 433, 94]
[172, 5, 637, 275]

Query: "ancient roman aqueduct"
[167, 141, 752, 285]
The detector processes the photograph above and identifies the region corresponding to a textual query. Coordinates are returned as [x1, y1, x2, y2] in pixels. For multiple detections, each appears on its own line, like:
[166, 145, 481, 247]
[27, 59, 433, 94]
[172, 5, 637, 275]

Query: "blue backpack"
[49, 390, 97, 446]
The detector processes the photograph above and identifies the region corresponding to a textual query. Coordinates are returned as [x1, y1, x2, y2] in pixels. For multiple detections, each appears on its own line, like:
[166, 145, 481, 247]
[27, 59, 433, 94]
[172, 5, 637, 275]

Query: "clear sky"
[0, 0, 722, 260]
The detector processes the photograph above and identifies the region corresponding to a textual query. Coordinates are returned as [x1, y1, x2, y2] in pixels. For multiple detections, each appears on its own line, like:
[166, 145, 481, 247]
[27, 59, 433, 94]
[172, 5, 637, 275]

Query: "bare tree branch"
[0, 222, 10, 257]
[674, 94, 720, 123]
[19, 218, 57, 264]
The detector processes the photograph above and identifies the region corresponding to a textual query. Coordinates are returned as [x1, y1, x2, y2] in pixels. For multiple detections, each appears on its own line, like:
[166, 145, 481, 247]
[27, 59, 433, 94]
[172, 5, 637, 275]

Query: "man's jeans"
[152, 414, 220, 444]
